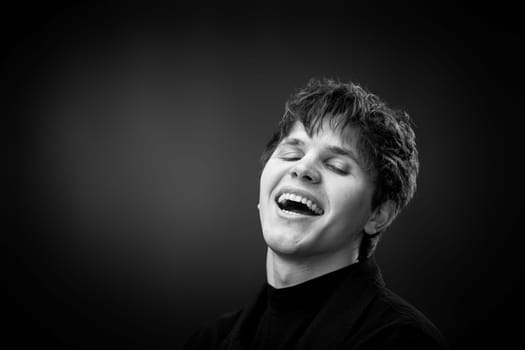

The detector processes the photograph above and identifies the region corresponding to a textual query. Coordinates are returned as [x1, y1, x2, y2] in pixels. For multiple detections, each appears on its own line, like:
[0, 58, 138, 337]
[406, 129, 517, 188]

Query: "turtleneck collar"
[265, 261, 360, 314]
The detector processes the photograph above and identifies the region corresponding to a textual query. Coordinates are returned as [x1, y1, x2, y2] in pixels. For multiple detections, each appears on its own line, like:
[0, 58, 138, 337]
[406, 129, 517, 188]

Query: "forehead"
[284, 121, 360, 149]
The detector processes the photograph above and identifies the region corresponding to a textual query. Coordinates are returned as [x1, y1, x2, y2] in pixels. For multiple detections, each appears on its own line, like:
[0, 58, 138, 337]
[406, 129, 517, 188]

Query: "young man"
[184, 79, 448, 349]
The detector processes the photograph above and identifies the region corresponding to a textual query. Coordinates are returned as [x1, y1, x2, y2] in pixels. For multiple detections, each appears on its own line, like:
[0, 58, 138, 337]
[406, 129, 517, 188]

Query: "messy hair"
[260, 78, 419, 260]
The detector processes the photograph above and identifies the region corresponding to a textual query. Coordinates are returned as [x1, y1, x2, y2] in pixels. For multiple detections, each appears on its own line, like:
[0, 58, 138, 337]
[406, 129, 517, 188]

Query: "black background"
[5, 2, 520, 349]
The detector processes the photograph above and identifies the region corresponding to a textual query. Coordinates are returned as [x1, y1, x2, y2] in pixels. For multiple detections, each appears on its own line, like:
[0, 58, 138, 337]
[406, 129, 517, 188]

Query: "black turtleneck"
[183, 258, 449, 350]
[250, 264, 357, 350]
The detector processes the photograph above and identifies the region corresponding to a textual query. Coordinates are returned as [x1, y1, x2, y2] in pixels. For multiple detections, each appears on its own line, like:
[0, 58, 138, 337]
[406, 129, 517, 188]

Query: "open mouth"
[275, 192, 324, 216]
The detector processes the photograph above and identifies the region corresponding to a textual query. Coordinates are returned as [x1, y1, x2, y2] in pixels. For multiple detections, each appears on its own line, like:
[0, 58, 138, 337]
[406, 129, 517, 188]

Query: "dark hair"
[260, 78, 419, 259]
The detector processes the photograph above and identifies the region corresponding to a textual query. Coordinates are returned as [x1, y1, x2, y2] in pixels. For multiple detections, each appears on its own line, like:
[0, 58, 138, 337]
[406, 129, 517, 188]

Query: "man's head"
[258, 78, 419, 261]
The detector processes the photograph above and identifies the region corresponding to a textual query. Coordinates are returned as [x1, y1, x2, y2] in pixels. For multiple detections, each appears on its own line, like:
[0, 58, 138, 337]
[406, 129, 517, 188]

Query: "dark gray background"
[6, 2, 519, 349]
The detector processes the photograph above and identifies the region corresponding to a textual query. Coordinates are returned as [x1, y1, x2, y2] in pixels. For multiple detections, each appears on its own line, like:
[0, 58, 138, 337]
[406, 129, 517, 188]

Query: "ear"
[364, 201, 395, 235]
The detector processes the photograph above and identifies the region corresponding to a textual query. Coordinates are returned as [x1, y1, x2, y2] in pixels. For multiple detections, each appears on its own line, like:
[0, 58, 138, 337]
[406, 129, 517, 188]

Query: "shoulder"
[348, 288, 449, 350]
[182, 309, 242, 350]
[352, 321, 449, 350]
[379, 288, 441, 329]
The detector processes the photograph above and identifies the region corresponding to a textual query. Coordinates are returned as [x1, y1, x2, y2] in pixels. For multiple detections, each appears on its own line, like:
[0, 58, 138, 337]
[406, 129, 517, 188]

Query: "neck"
[266, 247, 358, 288]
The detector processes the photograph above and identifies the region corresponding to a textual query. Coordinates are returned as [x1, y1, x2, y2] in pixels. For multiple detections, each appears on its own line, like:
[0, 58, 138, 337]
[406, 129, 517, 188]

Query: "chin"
[263, 230, 314, 256]
[264, 230, 298, 252]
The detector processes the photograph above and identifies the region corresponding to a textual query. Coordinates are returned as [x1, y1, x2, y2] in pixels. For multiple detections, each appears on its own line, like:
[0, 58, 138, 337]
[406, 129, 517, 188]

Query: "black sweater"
[251, 264, 353, 349]
[184, 258, 448, 350]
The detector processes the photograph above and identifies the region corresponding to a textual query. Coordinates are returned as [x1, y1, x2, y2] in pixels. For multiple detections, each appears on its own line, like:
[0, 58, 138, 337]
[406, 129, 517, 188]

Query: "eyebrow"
[280, 138, 304, 146]
[327, 145, 360, 163]
[280, 137, 362, 165]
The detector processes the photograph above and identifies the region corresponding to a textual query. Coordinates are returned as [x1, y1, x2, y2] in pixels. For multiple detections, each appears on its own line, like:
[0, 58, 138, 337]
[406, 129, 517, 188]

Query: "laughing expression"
[259, 121, 376, 258]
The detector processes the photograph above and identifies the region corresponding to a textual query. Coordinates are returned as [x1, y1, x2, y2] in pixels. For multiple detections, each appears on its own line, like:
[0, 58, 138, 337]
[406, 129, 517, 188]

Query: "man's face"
[259, 121, 375, 258]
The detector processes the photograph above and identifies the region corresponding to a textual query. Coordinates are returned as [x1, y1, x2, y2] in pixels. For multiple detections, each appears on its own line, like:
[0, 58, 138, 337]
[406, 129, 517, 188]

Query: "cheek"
[259, 166, 272, 203]
[329, 182, 373, 226]
[259, 160, 285, 199]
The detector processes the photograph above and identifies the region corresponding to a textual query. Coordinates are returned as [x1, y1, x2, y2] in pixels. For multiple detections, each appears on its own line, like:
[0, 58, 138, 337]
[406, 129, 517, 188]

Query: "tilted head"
[259, 78, 419, 260]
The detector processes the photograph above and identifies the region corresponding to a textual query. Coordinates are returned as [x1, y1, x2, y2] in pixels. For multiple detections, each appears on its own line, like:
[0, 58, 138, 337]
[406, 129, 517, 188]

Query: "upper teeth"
[277, 192, 323, 215]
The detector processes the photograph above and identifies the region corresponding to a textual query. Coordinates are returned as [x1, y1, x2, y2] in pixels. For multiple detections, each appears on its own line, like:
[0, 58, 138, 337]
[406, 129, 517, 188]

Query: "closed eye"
[279, 152, 303, 161]
[326, 162, 349, 175]
[276, 145, 304, 161]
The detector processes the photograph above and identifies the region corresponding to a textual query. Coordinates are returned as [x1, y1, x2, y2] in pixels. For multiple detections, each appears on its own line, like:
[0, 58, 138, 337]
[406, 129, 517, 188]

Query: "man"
[184, 78, 448, 349]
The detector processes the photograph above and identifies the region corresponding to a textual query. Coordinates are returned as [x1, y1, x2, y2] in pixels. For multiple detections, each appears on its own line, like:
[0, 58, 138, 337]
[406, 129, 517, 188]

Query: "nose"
[290, 161, 321, 184]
